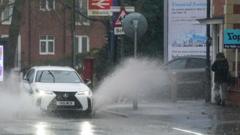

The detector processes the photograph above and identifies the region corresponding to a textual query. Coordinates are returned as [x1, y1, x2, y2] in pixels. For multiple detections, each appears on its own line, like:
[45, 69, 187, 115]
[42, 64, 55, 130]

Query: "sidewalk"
[104, 100, 212, 117]
[104, 100, 240, 134]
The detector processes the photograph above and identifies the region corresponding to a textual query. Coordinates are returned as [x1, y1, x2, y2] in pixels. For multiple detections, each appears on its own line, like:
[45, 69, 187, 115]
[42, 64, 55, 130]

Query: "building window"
[1, 0, 14, 25]
[75, 35, 90, 53]
[233, 4, 240, 14]
[40, 0, 55, 11]
[39, 35, 55, 55]
[75, 0, 90, 25]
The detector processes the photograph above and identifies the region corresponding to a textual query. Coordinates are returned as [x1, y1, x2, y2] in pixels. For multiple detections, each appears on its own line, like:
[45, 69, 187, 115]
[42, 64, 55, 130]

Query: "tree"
[3, 0, 25, 70]
[120, 0, 164, 58]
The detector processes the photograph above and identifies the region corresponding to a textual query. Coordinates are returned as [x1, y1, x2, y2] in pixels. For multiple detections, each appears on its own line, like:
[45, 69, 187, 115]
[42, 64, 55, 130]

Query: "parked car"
[163, 56, 207, 99]
[22, 66, 93, 113]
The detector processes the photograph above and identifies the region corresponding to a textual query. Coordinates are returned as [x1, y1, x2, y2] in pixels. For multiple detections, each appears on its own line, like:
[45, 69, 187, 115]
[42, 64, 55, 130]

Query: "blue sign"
[224, 29, 240, 48]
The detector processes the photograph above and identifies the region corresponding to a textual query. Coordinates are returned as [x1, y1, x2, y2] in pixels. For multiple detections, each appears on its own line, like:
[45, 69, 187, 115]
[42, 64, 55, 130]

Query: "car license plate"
[56, 101, 75, 106]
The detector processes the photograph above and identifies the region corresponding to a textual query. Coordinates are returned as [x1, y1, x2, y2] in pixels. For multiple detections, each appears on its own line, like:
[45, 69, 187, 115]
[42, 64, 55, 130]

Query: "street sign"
[0, 46, 3, 81]
[88, 0, 112, 16]
[114, 27, 125, 35]
[111, 6, 135, 12]
[114, 8, 127, 35]
[224, 29, 240, 48]
[122, 12, 148, 39]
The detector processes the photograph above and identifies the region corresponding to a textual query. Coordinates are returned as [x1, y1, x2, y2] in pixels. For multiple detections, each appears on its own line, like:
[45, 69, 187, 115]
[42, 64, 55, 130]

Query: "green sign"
[224, 29, 240, 48]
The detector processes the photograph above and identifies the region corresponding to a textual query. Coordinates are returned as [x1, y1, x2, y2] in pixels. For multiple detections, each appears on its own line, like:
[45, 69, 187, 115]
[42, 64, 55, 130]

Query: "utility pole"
[72, 0, 76, 67]
[205, 0, 211, 102]
[28, 0, 32, 67]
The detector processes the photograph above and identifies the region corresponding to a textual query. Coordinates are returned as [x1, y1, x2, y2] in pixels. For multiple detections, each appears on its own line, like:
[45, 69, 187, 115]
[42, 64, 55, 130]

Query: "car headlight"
[38, 90, 54, 96]
[76, 90, 92, 96]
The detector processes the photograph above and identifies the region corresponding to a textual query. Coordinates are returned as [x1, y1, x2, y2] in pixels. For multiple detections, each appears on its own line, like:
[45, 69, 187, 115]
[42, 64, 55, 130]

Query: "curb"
[102, 110, 129, 118]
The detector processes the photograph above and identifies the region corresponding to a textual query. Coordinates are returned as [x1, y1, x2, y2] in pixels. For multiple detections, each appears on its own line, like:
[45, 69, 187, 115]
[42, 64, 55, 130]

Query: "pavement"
[103, 100, 240, 135]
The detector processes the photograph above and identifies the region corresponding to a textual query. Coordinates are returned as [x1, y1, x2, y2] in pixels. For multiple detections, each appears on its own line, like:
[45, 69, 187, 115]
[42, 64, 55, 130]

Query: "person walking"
[211, 53, 229, 106]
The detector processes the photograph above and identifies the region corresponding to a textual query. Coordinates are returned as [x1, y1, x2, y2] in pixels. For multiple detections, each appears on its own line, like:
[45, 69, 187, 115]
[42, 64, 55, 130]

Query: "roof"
[197, 16, 224, 25]
[32, 66, 75, 71]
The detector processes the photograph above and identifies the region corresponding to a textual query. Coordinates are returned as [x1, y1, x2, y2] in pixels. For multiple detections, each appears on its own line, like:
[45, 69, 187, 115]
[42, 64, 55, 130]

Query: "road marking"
[173, 127, 204, 135]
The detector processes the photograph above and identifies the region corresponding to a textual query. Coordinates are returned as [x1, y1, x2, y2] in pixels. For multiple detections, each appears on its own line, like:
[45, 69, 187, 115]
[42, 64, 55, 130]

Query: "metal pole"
[164, 0, 168, 63]
[134, 21, 138, 58]
[235, 49, 238, 78]
[133, 20, 138, 110]
[72, 0, 76, 67]
[205, 0, 211, 103]
[28, 0, 32, 66]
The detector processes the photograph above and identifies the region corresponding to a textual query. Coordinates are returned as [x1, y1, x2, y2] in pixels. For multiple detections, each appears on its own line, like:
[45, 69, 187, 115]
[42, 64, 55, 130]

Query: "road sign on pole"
[122, 12, 148, 110]
[113, 8, 127, 35]
[111, 6, 135, 12]
[88, 0, 113, 16]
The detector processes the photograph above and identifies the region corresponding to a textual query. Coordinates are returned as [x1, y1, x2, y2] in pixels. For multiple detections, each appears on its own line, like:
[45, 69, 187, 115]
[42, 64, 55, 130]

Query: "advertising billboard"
[167, 0, 207, 61]
[0, 45, 3, 81]
[224, 29, 240, 48]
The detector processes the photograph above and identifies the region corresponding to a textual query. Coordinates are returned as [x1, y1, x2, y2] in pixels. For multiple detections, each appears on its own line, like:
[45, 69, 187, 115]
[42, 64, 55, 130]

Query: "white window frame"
[76, 0, 90, 26]
[75, 35, 90, 53]
[40, 0, 55, 11]
[0, 34, 8, 38]
[39, 35, 55, 55]
[1, 0, 14, 25]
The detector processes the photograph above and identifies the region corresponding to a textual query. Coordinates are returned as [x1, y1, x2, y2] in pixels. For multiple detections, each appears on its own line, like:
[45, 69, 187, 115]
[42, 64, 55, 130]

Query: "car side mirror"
[23, 77, 31, 84]
[84, 79, 92, 85]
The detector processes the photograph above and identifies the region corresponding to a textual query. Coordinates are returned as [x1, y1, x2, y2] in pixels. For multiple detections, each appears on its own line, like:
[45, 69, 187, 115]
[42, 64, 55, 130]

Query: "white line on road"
[173, 127, 204, 135]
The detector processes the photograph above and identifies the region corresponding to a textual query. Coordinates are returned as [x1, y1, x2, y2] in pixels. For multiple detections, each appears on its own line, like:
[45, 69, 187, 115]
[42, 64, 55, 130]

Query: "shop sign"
[224, 29, 240, 48]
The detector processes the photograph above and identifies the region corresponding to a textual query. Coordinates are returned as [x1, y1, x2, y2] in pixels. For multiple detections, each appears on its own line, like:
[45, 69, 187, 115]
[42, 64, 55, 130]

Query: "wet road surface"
[1, 101, 240, 135]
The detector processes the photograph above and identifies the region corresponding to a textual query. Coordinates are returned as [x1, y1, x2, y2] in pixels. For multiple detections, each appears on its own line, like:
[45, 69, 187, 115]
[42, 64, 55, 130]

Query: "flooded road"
[1, 100, 240, 135]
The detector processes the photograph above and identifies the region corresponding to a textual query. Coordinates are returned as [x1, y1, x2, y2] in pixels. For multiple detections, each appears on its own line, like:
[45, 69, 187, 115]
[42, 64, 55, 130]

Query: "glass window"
[40, 35, 46, 40]
[48, 41, 54, 53]
[187, 58, 206, 69]
[167, 59, 187, 70]
[76, 0, 90, 25]
[25, 69, 35, 83]
[40, 42, 46, 53]
[36, 70, 82, 83]
[75, 35, 90, 53]
[48, 0, 54, 9]
[82, 37, 87, 52]
[40, 0, 55, 11]
[1, 0, 14, 25]
[39, 35, 55, 55]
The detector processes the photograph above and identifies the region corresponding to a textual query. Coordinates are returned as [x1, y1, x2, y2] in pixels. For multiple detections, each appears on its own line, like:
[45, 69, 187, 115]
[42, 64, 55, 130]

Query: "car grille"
[47, 91, 82, 110]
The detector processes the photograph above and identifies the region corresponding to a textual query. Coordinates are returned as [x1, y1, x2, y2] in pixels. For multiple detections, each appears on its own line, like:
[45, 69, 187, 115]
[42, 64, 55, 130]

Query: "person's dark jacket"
[211, 59, 229, 83]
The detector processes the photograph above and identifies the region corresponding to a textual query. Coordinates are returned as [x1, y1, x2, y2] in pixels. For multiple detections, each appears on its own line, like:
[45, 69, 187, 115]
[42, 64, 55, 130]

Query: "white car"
[22, 66, 93, 113]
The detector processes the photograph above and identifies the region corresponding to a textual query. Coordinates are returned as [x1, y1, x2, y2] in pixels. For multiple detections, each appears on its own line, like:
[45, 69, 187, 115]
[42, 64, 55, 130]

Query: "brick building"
[199, 0, 240, 104]
[0, 0, 106, 69]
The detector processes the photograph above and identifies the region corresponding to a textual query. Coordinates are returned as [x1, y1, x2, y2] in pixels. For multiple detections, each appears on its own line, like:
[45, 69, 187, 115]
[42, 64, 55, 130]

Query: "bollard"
[170, 72, 177, 102]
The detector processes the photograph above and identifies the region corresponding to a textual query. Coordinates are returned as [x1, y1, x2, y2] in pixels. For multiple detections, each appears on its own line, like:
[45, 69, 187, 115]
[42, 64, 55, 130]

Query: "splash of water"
[0, 70, 38, 120]
[93, 58, 171, 110]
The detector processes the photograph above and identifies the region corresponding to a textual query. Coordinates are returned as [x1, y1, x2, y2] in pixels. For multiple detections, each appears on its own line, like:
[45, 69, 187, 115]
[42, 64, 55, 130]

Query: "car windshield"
[35, 70, 82, 83]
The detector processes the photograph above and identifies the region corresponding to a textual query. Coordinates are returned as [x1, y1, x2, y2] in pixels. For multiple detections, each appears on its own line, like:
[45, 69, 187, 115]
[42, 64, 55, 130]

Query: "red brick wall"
[19, 0, 106, 68]
[212, 0, 225, 17]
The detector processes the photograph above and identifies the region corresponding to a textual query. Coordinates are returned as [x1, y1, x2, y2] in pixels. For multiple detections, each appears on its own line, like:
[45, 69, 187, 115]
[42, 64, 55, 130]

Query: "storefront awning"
[197, 16, 224, 24]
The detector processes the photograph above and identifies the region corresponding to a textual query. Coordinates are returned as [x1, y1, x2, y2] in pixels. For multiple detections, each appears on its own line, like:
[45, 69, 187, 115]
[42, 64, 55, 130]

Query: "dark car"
[163, 56, 207, 99]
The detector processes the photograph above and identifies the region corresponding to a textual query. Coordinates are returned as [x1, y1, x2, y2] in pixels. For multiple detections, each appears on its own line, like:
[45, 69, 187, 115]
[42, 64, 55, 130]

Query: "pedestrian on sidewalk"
[211, 52, 229, 106]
